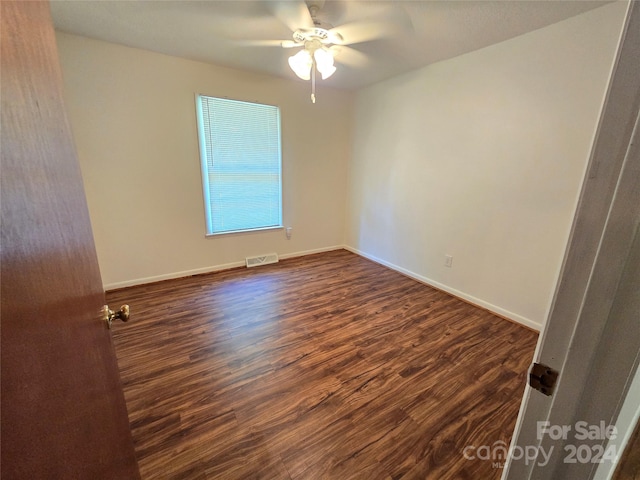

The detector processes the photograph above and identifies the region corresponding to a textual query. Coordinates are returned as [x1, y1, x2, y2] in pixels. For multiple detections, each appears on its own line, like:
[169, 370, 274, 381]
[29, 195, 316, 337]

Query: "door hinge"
[529, 363, 559, 396]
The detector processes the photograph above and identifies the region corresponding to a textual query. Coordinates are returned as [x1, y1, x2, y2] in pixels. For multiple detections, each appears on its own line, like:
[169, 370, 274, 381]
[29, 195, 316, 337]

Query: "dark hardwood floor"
[107, 249, 538, 479]
[614, 418, 640, 480]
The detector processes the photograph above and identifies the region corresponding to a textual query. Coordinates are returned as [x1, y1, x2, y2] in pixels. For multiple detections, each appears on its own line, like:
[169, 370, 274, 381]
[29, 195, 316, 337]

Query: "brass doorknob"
[102, 304, 130, 329]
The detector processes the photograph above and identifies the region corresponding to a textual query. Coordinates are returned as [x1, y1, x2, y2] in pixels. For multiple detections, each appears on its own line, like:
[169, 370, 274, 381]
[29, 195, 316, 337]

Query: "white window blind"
[196, 95, 282, 235]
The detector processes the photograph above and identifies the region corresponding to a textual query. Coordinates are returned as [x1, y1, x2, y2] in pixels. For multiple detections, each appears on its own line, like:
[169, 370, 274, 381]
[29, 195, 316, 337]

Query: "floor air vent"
[245, 253, 279, 268]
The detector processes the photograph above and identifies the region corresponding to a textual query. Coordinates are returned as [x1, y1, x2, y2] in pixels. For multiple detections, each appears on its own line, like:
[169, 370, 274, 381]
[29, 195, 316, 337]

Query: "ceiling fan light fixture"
[288, 49, 312, 80]
[314, 48, 336, 79]
[318, 64, 336, 80]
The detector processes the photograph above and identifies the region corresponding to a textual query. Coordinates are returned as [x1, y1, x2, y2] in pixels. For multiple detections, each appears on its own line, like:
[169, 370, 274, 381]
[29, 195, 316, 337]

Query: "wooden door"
[1, 1, 140, 478]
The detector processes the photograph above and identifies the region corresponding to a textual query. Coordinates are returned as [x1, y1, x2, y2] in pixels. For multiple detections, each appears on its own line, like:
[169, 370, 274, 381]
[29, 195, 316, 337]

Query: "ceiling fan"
[243, 1, 407, 103]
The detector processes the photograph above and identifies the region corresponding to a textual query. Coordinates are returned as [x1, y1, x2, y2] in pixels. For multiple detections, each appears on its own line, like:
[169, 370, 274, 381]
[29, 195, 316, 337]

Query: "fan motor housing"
[293, 28, 330, 43]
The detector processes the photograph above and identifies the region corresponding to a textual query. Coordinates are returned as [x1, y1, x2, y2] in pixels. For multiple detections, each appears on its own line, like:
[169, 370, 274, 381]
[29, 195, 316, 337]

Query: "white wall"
[345, 2, 627, 330]
[56, 33, 353, 288]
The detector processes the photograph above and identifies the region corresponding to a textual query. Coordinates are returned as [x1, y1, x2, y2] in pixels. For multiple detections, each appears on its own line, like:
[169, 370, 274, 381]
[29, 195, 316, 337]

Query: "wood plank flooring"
[614, 418, 640, 480]
[107, 249, 538, 479]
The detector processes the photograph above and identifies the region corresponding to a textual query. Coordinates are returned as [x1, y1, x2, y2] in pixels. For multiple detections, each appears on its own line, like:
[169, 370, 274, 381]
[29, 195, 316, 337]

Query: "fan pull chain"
[311, 61, 316, 104]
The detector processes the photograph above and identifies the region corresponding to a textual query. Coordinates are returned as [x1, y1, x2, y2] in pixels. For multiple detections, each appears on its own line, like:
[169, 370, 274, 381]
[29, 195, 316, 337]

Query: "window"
[195, 95, 283, 235]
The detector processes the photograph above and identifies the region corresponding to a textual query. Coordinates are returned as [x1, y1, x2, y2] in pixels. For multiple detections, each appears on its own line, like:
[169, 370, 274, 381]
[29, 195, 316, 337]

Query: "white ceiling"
[51, 0, 610, 90]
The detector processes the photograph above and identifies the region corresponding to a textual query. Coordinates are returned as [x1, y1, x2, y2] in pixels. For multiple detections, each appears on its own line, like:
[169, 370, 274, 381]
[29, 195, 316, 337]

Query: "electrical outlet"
[285, 227, 292, 239]
[444, 255, 453, 268]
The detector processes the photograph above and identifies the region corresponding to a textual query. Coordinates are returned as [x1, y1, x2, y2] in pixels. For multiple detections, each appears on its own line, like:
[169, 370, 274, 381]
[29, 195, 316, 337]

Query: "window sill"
[205, 225, 284, 237]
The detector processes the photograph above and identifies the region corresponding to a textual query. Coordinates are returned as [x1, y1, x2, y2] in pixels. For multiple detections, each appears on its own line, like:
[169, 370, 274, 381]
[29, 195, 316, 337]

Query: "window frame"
[195, 94, 284, 237]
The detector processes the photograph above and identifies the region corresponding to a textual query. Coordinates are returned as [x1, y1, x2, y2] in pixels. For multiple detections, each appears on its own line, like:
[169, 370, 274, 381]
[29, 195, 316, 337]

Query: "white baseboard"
[104, 260, 245, 290]
[103, 245, 345, 291]
[278, 245, 344, 260]
[343, 245, 542, 332]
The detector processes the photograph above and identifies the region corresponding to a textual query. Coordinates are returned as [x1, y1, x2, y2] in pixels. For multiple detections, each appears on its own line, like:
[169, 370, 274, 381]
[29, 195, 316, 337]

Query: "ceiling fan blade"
[281, 40, 303, 48]
[235, 39, 303, 48]
[268, 1, 314, 33]
[329, 45, 369, 68]
[329, 20, 403, 46]
[235, 39, 289, 47]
